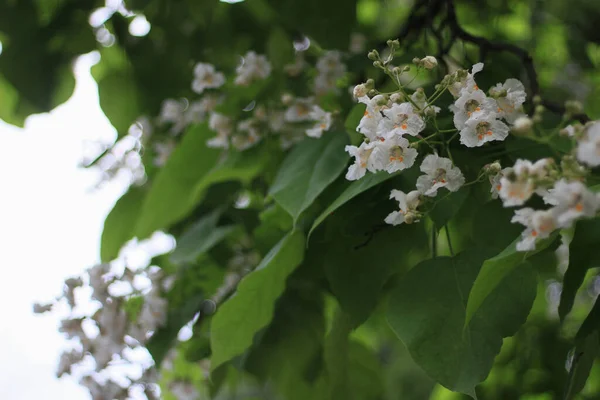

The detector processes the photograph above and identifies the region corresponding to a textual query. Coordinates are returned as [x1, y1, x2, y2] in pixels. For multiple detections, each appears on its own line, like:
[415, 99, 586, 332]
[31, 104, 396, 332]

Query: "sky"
[0, 53, 129, 399]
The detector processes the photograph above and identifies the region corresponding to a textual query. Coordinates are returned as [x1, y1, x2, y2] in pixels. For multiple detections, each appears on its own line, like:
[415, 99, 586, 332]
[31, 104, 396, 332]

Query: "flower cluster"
[34, 263, 171, 399]
[491, 122, 600, 251]
[348, 48, 600, 249]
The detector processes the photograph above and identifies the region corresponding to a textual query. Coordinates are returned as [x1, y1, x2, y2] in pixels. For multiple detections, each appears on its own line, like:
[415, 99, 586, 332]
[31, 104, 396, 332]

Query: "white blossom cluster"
[348, 53, 600, 249]
[33, 263, 171, 399]
[491, 122, 600, 251]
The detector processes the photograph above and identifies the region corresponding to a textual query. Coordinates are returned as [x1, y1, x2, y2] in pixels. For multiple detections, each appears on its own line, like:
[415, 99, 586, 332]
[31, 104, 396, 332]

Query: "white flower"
[207, 113, 233, 149]
[489, 170, 504, 199]
[191, 62, 225, 94]
[235, 51, 271, 86]
[306, 106, 332, 138]
[489, 78, 527, 124]
[378, 102, 425, 138]
[512, 208, 557, 251]
[459, 111, 509, 147]
[448, 62, 484, 98]
[416, 154, 465, 196]
[349, 32, 367, 54]
[314, 51, 346, 95]
[543, 179, 600, 228]
[345, 142, 377, 180]
[183, 96, 220, 124]
[577, 122, 600, 167]
[385, 190, 421, 225]
[450, 89, 497, 130]
[284, 97, 314, 122]
[159, 99, 185, 124]
[232, 119, 261, 150]
[353, 84, 368, 102]
[370, 136, 417, 173]
[357, 95, 388, 140]
[498, 159, 544, 206]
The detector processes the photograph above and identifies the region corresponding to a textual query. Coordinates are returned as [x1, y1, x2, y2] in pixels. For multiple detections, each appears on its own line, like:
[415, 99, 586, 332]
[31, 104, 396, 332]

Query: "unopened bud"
[420, 56, 438, 69]
[281, 93, 294, 106]
[484, 161, 502, 175]
[403, 65, 411, 72]
[532, 114, 543, 124]
[367, 50, 379, 61]
[368, 89, 378, 97]
[404, 212, 417, 224]
[365, 79, 375, 89]
[390, 92, 404, 103]
[353, 84, 368, 99]
[373, 60, 383, 68]
[532, 95, 542, 105]
[392, 66, 402, 75]
[511, 116, 533, 135]
[565, 100, 584, 115]
[534, 105, 545, 114]
[412, 57, 421, 65]
[387, 39, 400, 49]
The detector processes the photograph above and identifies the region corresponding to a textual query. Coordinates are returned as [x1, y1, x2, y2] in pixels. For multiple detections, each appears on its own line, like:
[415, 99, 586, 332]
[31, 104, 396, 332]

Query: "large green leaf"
[210, 230, 305, 371]
[309, 171, 399, 241]
[96, 71, 140, 136]
[387, 251, 537, 397]
[324, 222, 429, 326]
[321, 308, 384, 400]
[559, 218, 600, 320]
[244, 286, 326, 400]
[269, 133, 349, 223]
[169, 209, 236, 265]
[134, 124, 222, 238]
[100, 186, 146, 262]
[464, 233, 558, 329]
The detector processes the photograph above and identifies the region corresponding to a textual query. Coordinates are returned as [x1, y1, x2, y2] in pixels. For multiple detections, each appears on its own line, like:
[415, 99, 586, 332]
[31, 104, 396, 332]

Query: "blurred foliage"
[6, 0, 600, 399]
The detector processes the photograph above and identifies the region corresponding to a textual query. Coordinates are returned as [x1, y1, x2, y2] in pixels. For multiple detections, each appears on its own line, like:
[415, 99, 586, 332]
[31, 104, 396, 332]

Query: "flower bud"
[368, 89, 378, 97]
[365, 78, 375, 89]
[412, 57, 421, 65]
[420, 56, 438, 69]
[281, 93, 294, 106]
[511, 116, 533, 135]
[484, 161, 502, 175]
[534, 105, 545, 114]
[404, 212, 417, 224]
[565, 100, 584, 115]
[373, 60, 383, 68]
[392, 66, 403, 75]
[390, 92, 404, 103]
[532, 95, 542, 105]
[387, 39, 400, 49]
[532, 114, 543, 124]
[402, 65, 411, 72]
[353, 84, 368, 99]
[367, 50, 379, 60]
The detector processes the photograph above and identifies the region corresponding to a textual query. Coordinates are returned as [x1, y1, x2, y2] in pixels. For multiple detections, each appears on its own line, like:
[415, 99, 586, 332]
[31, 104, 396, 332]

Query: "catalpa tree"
[10, 0, 600, 398]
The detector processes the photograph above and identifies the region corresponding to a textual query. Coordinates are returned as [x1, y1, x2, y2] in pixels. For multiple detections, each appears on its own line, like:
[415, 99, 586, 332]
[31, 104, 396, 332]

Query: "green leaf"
[308, 171, 399, 241]
[96, 71, 140, 136]
[191, 143, 272, 206]
[244, 286, 326, 400]
[269, 133, 349, 223]
[564, 332, 600, 399]
[428, 187, 471, 229]
[324, 308, 354, 400]
[100, 186, 146, 262]
[324, 222, 429, 326]
[464, 232, 558, 329]
[387, 252, 537, 396]
[210, 230, 305, 371]
[169, 209, 236, 265]
[134, 124, 221, 239]
[559, 218, 600, 320]
[344, 104, 366, 145]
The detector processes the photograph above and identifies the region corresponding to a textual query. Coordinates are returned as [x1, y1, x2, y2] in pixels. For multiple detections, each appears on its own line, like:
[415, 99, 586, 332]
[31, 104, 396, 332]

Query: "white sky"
[0, 54, 129, 399]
